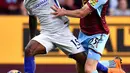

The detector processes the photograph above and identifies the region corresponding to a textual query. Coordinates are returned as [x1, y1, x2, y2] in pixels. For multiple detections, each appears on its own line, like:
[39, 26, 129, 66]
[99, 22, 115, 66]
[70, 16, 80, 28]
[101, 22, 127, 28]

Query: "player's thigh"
[52, 27, 85, 55]
[55, 35, 86, 63]
[25, 40, 46, 56]
[78, 31, 109, 54]
[88, 34, 109, 54]
[52, 28, 86, 61]
[55, 35, 84, 54]
[78, 32, 109, 72]
[25, 34, 55, 56]
[85, 33, 109, 66]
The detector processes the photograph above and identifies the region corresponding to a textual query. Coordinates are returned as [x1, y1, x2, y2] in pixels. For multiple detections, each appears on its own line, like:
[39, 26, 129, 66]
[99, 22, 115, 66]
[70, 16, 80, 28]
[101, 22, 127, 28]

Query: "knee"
[85, 62, 97, 73]
[25, 45, 47, 56]
[69, 52, 86, 64]
[25, 47, 35, 56]
[85, 65, 93, 73]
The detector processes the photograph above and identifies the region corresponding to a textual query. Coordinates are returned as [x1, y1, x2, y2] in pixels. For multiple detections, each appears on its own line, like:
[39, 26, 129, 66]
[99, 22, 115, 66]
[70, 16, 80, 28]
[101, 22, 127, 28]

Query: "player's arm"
[29, 15, 37, 39]
[51, 0, 107, 18]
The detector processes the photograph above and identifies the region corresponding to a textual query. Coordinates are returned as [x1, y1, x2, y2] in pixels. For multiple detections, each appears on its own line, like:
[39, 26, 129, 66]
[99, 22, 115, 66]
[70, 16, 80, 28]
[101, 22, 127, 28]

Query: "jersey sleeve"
[27, 9, 33, 15]
[23, 1, 33, 15]
[87, 0, 108, 10]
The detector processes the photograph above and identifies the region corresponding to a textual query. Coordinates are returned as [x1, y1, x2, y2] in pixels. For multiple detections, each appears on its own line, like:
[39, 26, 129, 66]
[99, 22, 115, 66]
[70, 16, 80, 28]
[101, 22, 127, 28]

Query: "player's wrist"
[63, 8, 67, 16]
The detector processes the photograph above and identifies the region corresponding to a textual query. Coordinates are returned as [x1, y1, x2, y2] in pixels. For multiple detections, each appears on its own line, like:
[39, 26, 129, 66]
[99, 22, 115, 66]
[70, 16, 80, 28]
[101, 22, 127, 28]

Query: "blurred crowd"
[109, 0, 130, 16]
[0, 0, 25, 15]
[0, 0, 130, 16]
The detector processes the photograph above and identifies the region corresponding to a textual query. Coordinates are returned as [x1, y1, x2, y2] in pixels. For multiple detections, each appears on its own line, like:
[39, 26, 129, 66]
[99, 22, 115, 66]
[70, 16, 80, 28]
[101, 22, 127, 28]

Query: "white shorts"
[32, 27, 85, 55]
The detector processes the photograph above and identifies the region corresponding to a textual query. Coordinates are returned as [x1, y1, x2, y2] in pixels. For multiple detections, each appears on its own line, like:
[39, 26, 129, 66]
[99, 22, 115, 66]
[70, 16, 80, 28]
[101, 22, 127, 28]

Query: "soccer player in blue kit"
[23, 0, 87, 73]
[51, 0, 110, 73]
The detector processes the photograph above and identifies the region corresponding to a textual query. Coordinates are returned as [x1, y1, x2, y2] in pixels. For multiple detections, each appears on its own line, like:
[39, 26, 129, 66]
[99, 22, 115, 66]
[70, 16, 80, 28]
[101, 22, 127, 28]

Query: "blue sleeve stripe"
[54, 0, 60, 8]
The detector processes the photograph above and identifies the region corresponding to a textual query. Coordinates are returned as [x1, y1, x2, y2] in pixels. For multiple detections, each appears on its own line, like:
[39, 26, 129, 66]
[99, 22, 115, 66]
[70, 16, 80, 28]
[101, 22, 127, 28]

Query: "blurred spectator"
[65, 0, 75, 9]
[110, 0, 130, 16]
[0, 0, 23, 15]
[58, 0, 76, 10]
[109, 0, 118, 15]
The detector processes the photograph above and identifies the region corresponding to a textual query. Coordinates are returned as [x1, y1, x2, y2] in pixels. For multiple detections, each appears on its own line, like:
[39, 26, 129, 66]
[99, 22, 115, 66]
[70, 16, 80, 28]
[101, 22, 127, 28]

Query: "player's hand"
[51, 4, 66, 17]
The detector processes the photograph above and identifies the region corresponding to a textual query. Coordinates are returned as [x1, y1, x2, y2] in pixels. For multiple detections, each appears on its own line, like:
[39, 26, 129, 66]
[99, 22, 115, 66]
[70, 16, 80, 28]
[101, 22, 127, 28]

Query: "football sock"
[97, 62, 108, 73]
[24, 56, 35, 73]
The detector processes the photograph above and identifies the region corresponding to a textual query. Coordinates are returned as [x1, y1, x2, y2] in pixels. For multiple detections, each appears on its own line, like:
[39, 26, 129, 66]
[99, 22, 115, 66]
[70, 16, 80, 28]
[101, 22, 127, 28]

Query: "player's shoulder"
[23, 0, 30, 8]
[23, 0, 28, 5]
[88, 0, 108, 4]
[97, 0, 108, 4]
[88, 0, 108, 10]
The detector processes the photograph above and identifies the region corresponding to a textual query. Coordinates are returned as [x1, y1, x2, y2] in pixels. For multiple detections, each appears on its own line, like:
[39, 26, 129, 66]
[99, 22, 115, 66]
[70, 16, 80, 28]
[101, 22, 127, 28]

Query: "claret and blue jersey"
[80, 0, 109, 35]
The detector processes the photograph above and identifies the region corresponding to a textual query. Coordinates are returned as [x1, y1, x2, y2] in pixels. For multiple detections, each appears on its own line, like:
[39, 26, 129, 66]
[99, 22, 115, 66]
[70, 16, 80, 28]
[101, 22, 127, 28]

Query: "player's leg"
[97, 62, 108, 73]
[97, 60, 120, 73]
[97, 56, 123, 73]
[84, 49, 100, 73]
[55, 40, 86, 73]
[78, 31, 109, 73]
[72, 52, 108, 73]
[99, 56, 122, 68]
[99, 60, 110, 68]
[52, 27, 86, 73]
[98, 60, 115, 73]
[24, 33, 54, 73]
[24, 40, 46, 73]
[65, 38, 86, 73]
[69, 52, 87, 73]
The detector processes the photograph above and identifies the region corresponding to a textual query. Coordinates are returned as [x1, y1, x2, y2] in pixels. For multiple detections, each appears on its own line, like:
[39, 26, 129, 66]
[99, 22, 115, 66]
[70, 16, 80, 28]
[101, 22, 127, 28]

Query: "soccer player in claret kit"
[23, 0, 87, 73]
[51, 0, 110, 73]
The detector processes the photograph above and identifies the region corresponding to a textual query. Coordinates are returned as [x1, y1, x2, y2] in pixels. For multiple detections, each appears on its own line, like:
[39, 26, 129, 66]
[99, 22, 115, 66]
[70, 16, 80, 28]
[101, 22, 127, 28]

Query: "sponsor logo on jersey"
[89, 0, 98, 6]
[33, 0, 48, 9]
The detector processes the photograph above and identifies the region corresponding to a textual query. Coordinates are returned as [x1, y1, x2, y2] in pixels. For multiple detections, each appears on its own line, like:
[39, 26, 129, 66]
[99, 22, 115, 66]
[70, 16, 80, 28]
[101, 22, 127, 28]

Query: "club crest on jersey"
[89, 0, 98, 6]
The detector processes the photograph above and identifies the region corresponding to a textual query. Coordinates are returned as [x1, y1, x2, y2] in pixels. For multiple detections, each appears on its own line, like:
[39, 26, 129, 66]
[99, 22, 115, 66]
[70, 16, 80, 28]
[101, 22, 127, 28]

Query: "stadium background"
[0, 16, 130, 73]
[0, 0, 130, 73]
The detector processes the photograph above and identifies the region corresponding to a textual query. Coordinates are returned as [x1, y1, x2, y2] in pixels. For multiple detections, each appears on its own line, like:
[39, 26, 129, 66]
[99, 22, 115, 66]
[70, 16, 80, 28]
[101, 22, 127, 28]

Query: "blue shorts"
[78, 31, 109, 61]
